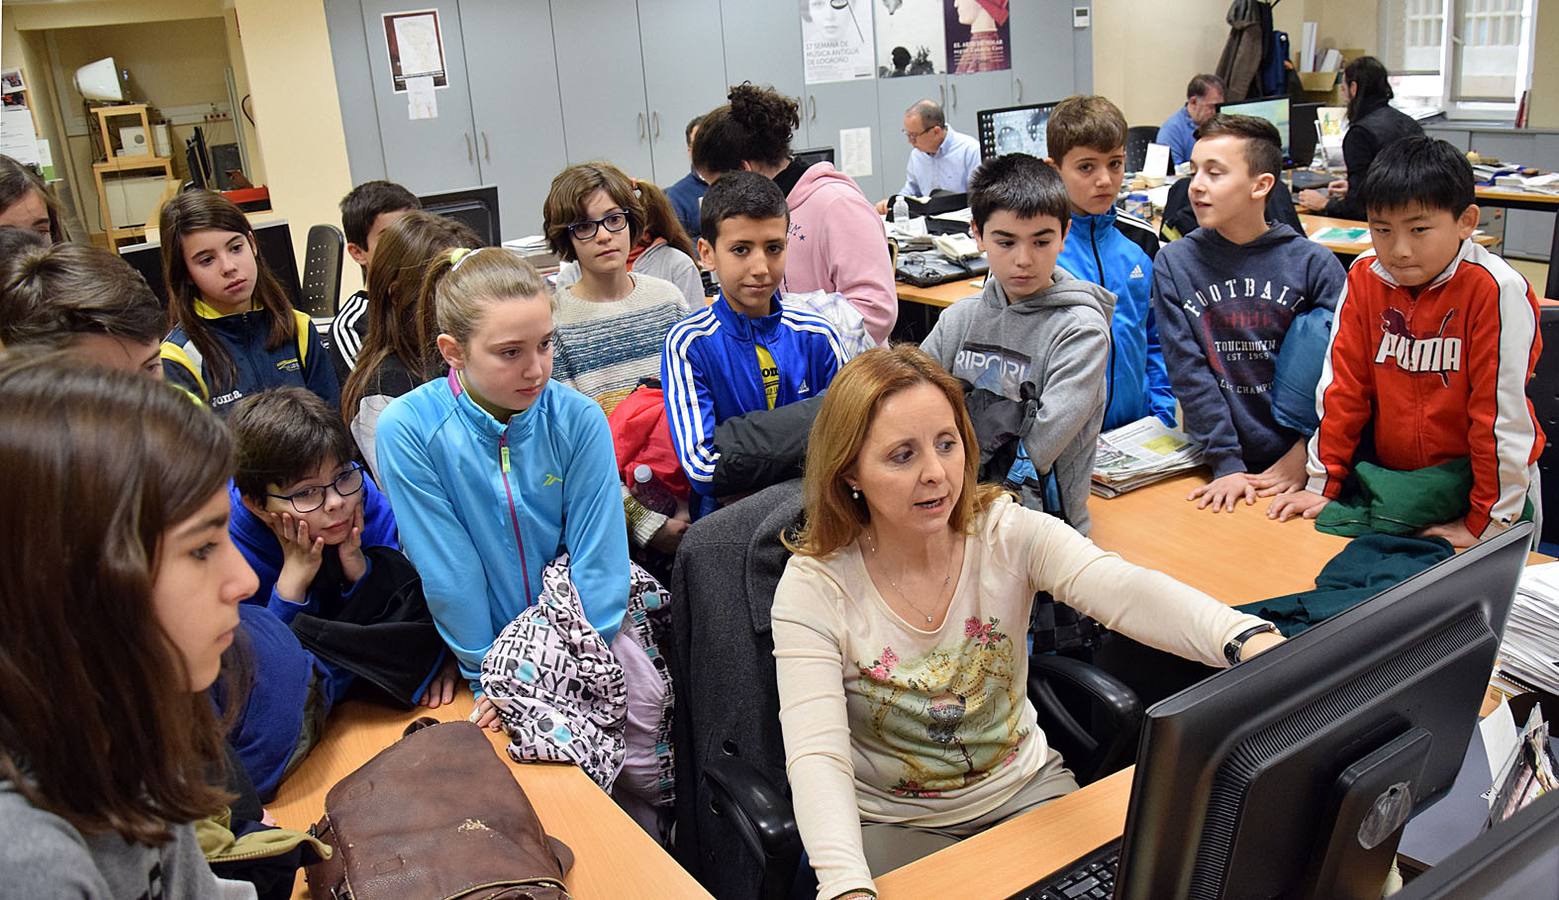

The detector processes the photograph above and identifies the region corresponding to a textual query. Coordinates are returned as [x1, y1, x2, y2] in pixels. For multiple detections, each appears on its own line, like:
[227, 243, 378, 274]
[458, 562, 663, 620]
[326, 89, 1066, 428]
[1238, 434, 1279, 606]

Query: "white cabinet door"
[356, 0, 482, 193]
[462, 0, 570, 240]
[804, 79, 885, 202]
[638, 0, 731, 186]
[550, 1, 655, 176]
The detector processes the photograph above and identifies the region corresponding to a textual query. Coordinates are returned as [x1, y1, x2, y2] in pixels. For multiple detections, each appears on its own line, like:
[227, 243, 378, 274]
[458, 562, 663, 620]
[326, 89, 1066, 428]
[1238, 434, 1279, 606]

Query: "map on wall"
[802, 0, 876, 85]
[876, 0, 947, 77]
[383, 8, 449, 93]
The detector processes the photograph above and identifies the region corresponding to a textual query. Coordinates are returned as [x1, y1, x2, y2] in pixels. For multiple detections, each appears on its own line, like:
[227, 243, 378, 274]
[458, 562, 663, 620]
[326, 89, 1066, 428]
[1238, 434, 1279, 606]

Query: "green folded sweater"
[1315, 458, 1532, 538]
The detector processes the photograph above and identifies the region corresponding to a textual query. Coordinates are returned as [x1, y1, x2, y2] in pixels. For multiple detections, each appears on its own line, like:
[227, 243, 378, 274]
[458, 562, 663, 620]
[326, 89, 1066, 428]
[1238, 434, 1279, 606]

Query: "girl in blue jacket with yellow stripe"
[159, 190, 338, 414]
[374, 246, 641, 723]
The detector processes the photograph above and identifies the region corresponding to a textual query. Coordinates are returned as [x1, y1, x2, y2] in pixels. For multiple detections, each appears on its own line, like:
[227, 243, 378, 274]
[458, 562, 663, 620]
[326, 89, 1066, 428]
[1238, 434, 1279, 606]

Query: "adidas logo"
[1129, 265, 1145, 280]
[798, 379, 810, 395]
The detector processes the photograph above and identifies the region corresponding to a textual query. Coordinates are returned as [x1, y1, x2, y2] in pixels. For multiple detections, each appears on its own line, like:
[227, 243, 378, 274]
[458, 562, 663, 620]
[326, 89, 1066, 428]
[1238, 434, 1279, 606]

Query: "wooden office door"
[550, 1, 655, 177]
[877, 74, 947, 199]
[461, 0, 569, 240]
[638, 0, 731, 187]
[357, 0, 482, 194]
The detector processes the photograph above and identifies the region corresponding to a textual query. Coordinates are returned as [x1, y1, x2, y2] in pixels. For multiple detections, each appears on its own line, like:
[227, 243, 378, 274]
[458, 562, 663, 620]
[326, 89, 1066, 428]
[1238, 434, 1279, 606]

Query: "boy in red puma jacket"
[1269, 137, 1544, 546]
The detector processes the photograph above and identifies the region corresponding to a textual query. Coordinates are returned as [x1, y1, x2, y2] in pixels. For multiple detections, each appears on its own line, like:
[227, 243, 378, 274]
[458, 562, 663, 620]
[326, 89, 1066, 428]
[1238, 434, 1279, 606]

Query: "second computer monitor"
[419, 185, 501, 247]
[1218, 96, 1293, 163]
[977, 102, 1058, 160]
[1114, 522, 1533, 899]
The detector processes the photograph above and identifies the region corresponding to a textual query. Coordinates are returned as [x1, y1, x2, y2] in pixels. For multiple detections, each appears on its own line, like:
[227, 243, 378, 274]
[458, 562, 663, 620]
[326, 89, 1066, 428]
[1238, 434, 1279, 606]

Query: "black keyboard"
[1011, 838, 1122, 900]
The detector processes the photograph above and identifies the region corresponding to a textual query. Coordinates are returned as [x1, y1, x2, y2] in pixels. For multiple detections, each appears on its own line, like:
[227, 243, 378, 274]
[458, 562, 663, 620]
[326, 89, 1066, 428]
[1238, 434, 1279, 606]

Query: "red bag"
[606, 385, 690, 502]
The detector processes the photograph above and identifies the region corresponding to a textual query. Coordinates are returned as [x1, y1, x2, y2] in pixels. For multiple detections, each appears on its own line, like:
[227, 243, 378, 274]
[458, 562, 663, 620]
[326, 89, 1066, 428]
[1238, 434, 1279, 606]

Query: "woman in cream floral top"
[772, 345, 1282, 900]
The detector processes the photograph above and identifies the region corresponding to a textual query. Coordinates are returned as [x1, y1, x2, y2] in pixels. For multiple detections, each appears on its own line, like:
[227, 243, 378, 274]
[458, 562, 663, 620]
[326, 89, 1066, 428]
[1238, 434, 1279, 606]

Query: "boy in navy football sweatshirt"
[1152, 115, 1345, 513]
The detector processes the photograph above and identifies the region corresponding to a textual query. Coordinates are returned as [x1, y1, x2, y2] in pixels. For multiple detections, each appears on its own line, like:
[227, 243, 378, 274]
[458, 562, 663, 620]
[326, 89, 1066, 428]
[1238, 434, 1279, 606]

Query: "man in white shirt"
[874, 99, 981, 214]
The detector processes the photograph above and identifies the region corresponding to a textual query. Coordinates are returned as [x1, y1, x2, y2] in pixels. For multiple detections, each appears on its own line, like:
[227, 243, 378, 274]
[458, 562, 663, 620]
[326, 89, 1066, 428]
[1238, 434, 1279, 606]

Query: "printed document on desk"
[1091, 418, 1203, 497]
[1495, 562, 1559, 696]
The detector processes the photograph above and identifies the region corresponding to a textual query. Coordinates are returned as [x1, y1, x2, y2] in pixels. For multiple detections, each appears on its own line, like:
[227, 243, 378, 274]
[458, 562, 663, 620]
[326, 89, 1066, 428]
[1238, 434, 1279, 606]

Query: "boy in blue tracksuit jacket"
[1048, 96, 1178, 431]
[661, 172, 846, 518]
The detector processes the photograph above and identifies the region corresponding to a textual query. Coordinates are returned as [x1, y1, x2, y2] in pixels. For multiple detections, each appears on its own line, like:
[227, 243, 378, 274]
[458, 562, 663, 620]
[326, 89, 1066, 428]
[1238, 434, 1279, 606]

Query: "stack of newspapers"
[1493, 561, 1559, 697]
[1090, 418, 1204, 498]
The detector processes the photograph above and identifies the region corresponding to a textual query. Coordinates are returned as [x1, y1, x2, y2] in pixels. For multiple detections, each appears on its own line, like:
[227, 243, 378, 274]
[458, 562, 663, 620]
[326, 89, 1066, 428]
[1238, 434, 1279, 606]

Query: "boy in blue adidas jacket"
[1049, 96, 1178, 431]
[661, 172, 847, 518]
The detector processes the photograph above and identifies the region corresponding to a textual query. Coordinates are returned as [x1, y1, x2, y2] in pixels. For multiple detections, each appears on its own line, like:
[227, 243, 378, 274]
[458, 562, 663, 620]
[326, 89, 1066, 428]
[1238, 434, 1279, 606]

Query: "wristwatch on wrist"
[1224, 623, 1279, 666]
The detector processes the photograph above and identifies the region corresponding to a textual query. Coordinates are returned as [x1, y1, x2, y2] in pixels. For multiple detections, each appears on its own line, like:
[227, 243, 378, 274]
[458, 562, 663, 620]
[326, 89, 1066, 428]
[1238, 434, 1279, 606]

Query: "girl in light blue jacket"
[374, 246, 633, 717]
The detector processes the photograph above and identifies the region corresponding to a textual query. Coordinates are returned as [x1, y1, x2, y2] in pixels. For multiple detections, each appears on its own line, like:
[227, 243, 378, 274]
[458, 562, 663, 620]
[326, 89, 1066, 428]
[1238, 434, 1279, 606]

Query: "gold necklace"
[864, 530, 954, 625]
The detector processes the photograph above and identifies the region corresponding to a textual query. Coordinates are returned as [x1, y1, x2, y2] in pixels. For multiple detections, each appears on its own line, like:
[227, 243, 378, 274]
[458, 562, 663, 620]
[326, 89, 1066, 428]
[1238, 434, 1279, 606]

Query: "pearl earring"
[850, 485, 861, 500]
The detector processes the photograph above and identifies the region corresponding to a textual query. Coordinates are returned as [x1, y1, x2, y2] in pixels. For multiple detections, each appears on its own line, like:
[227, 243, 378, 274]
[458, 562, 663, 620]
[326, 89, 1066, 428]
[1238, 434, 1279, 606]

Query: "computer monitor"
[1290, 102, 1323, 169]
[1394, 790, 1559, 898]
[1097, 523, 1533, 899]
[419, 185, 500, 247]
[794, 146, 836, 168]
[977, 102, 1058, 160]
[120, 217, 302, 311]
[1218, 96, 1293, 164]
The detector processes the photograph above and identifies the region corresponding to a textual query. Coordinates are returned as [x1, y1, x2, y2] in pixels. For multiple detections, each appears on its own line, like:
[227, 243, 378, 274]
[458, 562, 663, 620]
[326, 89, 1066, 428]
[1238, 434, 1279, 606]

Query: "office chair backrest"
[1527, 306, 1559, 547]
[1125, 125, 1163, 175]
[301, 223, 345, 317]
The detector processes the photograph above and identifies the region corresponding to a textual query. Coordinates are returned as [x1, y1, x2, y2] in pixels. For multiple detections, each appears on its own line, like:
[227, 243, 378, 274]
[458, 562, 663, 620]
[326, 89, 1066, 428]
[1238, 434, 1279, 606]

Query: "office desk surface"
[270, 691, 712, 899]
[877, 472, 1544, 898]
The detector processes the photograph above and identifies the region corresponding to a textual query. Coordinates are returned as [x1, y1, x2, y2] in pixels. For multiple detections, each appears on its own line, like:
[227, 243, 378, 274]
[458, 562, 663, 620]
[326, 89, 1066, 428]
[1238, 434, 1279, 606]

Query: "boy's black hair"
[339, 180, 421, 249]
[1195, 114, 1283, 179]
[1357, 136, 1475, 218]
[229, 386, 355, 501]
[968, 153, 1071, 231]
[699, 171, 790, 245]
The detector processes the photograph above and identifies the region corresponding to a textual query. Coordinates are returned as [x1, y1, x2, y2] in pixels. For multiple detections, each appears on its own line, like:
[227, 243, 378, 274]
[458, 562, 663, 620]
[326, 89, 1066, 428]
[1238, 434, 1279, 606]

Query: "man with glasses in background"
[875, 99, 982, 214]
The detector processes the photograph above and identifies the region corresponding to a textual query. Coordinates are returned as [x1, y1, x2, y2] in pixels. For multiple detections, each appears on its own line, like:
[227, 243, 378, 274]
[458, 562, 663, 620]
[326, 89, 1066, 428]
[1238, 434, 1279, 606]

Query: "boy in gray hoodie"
[1152, 115, 1346, 514]
[921, 154, 1116, 536]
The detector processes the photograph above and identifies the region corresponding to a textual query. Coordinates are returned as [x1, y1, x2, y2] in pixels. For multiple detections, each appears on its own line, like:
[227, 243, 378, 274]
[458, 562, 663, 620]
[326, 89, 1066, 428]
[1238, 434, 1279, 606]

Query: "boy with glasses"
[875, 99, 981, 214]
[225, 386, 453, 796]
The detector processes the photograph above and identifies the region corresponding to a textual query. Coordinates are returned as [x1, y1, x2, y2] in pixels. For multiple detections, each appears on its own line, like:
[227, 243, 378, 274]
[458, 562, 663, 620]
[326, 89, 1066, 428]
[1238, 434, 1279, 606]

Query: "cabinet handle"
[638, 112, 646, 139]
[652, 111, 661, 139]
[951, 83, 958, 110]
[482, 131, 490, 162]
[808, 95, 817, 121]
[939, 83, 946, 107]
[464, 132, 473, 164]
[1014, 77, 1023, 102]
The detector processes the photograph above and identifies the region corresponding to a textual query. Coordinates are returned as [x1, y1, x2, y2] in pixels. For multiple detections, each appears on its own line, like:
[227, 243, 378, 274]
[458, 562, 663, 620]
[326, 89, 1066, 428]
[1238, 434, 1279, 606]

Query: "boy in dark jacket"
[1048, 95, 1177, 431]
[1152, 115, 1346, 513]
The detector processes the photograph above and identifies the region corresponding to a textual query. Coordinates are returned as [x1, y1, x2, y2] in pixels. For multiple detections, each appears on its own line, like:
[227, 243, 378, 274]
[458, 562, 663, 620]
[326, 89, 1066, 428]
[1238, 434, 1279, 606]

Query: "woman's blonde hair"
[787, 345, 1006, 557]
[417, 246, 551, 349]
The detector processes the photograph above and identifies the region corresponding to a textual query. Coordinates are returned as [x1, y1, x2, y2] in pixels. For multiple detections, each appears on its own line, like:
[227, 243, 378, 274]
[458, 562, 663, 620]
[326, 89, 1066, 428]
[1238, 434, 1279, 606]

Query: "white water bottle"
[892, 194, 909, 224]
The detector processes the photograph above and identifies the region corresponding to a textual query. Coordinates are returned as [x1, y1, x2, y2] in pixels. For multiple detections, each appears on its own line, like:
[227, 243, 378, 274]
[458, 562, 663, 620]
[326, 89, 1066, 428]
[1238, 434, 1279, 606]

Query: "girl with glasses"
[224, 386, 454, 799]
[0, 355, 259, 897]
[543, 163, 696, 556]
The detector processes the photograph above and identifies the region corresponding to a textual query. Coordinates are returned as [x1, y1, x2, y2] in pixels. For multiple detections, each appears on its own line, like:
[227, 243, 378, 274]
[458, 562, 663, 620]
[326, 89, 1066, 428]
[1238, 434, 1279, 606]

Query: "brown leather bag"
[305, 720, 575, 900]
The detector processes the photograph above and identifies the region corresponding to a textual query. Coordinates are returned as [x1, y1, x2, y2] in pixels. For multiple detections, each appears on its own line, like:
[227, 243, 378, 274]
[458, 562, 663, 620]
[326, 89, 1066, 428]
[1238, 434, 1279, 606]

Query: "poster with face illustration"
[945, 0, 1011, 74]
[801, 0, 876, 84]
[875, 0, 946, 78]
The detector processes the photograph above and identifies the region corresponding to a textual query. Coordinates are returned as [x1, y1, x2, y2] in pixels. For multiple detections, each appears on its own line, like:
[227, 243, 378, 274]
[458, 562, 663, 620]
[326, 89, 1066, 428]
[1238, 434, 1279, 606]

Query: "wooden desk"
[1471, 185, 1559, 300]
[895, 276, 981, 311]
[875, 471, 1545, 898]
[270, 690, 711, 899]
[1300, 213, 1501, 258]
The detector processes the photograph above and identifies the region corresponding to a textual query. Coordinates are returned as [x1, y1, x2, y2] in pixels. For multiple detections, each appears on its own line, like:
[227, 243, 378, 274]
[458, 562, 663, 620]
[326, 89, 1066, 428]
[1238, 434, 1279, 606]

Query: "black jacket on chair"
[667, 480, 804, 899]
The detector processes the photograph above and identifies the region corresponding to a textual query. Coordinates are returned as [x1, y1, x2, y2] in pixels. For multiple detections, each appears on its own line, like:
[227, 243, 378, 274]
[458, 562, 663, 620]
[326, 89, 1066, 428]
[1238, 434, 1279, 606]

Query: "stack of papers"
[1091, 418, 1204, 498]
[1494, 562, 1559, 696]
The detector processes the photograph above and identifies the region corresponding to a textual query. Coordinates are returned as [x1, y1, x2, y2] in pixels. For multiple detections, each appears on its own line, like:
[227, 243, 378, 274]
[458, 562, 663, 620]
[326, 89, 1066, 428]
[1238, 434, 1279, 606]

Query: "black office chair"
[1125, 125, 1164, 175]
[300, 224, 345, 316]
[1527, 306, 1559, 548]
[702, 652, 1143, 900]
